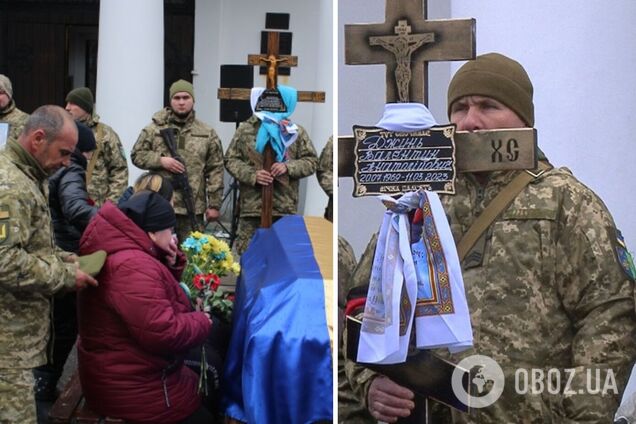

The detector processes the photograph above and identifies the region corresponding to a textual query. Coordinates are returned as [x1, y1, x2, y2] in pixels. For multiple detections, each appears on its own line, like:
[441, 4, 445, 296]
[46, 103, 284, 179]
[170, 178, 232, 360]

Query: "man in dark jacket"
[34, 122, 98, 401]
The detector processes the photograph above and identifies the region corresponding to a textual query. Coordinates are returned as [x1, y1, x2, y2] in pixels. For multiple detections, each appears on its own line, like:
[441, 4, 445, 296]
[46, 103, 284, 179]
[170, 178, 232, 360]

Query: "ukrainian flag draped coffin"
[223, 215, 333, 423]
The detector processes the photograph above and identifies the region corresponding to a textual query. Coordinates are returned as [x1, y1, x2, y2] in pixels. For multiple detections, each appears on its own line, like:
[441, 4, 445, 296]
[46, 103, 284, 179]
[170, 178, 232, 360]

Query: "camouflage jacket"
[80, 114, 129, 205]
[224, 115, 318, 217]
[317, 136, 333, 198]
[337, 236, 373, 423]
[131, 108, 224, 216]
[344, 164, 636, 423]
[318, 136, 333, 221]
[0, 140, 76, 368]
[0, 100, 28, 145]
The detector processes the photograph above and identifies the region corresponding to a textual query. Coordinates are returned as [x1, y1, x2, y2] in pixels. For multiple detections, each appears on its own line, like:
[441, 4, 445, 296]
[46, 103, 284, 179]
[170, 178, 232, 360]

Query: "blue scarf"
[252, 85, 298, 162]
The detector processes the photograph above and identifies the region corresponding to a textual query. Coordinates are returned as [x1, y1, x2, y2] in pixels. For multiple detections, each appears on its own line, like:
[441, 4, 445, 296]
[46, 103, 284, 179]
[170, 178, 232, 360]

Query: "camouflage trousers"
[175, 213, 204, 245]
[234, 216, 283, 255]
[337, 351, 374, 424]
[0, 368, 37, 424]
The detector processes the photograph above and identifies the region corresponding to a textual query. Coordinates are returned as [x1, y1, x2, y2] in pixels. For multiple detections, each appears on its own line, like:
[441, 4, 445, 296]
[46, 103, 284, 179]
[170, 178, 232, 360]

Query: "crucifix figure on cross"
[259, 54, 290, 90]
[369, 20, 434, 102]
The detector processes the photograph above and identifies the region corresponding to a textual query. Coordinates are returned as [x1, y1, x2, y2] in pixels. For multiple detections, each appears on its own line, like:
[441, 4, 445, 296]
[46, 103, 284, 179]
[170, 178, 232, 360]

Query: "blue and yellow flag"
[223, 215, 333, 423]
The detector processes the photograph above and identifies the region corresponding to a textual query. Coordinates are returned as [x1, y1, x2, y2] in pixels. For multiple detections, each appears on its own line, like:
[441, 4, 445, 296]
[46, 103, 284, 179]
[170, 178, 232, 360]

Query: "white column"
[95, 0, 164, 184]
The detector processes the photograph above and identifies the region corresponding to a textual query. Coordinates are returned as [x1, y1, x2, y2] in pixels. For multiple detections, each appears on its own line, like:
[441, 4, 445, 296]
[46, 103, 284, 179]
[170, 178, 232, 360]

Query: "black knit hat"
[119, 191, 176, 233]
[66, 87, 94, 115]
[75, 122, 96, 152]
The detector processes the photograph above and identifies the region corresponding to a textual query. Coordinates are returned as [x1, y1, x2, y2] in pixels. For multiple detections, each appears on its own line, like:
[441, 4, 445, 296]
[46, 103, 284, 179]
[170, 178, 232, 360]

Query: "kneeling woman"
[78, 191, 212, 423]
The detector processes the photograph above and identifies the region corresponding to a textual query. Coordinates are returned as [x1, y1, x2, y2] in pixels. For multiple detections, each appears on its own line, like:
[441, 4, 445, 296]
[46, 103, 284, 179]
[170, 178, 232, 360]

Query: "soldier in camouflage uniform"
[317, 136, 333, 222]
[337, 236, 375, 423]
[224, 114, 318, 255]
[65, 87, 129, 205]
[131, 80, 224, 243]
[343, 53, 636, 423]
[0, 74, 29, 145]
[0, 105, 97, 424]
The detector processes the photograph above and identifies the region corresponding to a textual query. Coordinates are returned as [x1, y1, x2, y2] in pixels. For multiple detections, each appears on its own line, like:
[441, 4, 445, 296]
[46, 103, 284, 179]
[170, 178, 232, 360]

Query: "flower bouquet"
[180, 231, 240, 323]
[179, 231, 240, 395]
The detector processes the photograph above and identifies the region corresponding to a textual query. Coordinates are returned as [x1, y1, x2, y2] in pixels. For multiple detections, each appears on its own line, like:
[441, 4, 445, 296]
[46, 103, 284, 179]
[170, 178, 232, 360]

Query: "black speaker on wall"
[219, 65, 254, 123]
[265, 13, 290, 30]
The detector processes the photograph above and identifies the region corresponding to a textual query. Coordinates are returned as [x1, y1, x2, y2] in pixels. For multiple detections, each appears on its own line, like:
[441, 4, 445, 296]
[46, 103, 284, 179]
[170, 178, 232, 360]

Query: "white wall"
[194, 0, 333, 217]
[339, 0, 636, 258]
[450, 0, 636, 256]
[95, 0, 164, 184]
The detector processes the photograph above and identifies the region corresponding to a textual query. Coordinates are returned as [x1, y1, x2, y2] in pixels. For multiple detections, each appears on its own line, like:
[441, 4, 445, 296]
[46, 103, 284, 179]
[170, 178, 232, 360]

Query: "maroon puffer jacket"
[77, 202, 211, 423]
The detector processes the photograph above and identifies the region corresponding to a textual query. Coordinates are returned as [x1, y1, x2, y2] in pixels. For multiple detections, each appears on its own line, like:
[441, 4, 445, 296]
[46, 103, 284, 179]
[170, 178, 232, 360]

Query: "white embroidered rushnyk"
[356, 103, 473, 364]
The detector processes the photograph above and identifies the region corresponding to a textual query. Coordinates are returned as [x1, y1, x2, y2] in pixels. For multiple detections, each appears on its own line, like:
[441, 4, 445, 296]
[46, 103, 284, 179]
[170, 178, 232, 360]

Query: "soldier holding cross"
[344, 53, 636, 422]
[224, 86, 318, 255]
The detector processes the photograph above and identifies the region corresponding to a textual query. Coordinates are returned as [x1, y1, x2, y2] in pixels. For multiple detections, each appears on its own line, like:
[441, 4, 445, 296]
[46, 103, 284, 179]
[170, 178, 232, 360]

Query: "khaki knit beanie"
[0, 74, 13, 99]
[66, 87, 94, 115]
[447, 53, 534, 126]
[169, 79, 194, 100]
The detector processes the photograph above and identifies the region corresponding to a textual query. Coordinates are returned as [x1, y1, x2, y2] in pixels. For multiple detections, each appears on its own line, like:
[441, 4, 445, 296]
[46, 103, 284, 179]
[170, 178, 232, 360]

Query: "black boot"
[33, 368, 59, 402]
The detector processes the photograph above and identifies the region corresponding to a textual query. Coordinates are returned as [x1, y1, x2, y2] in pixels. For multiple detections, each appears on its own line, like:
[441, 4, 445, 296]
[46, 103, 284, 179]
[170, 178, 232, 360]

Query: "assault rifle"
[159, 128, 199, 232]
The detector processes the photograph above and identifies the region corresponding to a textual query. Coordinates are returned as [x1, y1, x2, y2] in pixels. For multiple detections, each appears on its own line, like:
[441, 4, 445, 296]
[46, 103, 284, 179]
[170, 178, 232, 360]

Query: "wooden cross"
[218, 31, 325, 228]
[345, 0, 475, 104]
[340, 0, 537, 191]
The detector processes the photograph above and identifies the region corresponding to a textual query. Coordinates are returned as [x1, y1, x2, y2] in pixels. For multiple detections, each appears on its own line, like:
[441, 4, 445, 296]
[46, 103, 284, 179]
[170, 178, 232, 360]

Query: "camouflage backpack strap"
[457, 161, 553, 262]
[86, 123, 105, 186]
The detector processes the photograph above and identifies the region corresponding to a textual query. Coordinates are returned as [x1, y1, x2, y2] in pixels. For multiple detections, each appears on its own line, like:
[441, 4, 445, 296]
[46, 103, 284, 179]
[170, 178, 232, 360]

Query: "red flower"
[192, 273, 221, 291]
[193, 274, 207, 290]
[210, 274, 221, 291]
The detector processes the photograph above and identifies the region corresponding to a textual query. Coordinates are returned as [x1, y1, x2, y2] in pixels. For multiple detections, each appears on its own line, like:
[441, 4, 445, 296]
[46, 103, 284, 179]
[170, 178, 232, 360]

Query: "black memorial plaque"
[353, 125, 456, 197]
[255, 89, 287, 112]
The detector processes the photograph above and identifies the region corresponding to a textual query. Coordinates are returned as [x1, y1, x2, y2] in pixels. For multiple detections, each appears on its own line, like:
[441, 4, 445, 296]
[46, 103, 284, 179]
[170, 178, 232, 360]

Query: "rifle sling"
[457, 161, 552, 262]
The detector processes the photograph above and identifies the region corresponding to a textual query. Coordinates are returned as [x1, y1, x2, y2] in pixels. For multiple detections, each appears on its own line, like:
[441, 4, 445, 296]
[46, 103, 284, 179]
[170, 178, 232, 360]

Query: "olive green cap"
[447, 53, 534, 126]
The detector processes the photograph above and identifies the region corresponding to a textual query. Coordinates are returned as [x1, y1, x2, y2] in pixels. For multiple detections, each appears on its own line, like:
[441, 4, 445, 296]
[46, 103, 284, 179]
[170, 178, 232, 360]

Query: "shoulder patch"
[0, 205, 10, 245]
[0, 222, 7, 244]
[612, 228, 636, 281]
